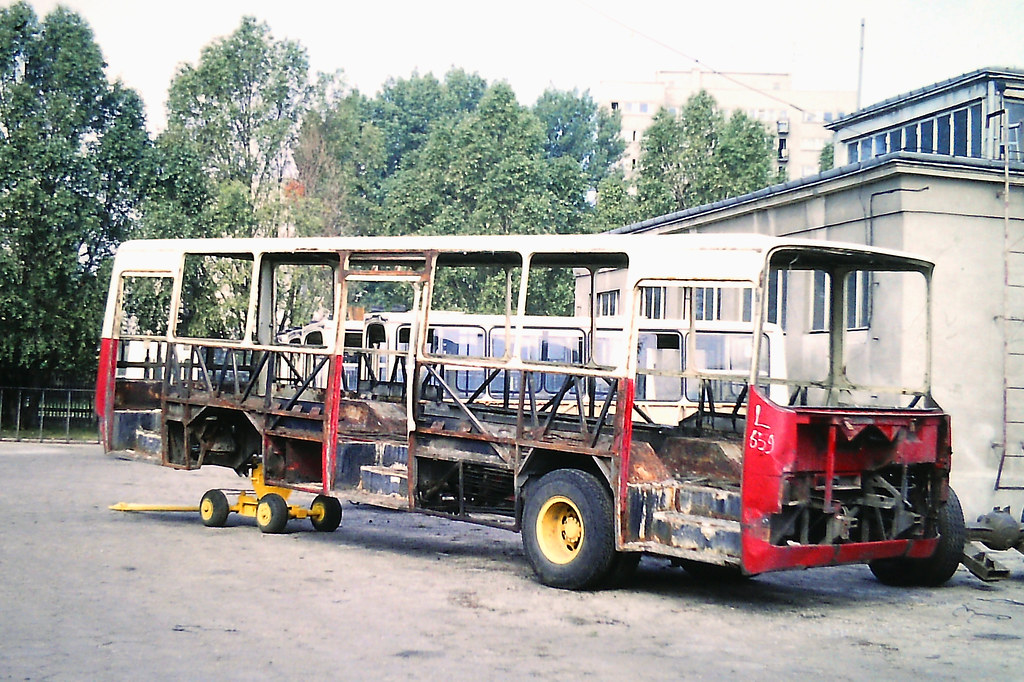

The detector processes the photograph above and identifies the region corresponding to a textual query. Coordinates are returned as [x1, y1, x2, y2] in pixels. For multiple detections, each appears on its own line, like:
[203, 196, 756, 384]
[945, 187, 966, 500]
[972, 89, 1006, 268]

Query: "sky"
[26, 0, 1024, 132]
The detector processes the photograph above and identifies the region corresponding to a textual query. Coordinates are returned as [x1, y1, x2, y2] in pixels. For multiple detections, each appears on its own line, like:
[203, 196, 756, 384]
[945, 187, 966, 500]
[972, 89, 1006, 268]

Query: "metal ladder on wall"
[995, 445, 1024, 490]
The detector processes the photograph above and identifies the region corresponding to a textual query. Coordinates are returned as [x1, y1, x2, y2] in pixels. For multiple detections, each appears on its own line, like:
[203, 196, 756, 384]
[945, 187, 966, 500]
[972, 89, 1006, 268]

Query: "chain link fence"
[0, 386, 99, 443]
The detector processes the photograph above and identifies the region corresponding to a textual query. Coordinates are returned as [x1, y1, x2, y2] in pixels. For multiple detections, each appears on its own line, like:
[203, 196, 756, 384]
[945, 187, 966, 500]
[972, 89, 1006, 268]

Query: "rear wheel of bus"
[522, 469, 618, 590]
[869, 487, 966, 587]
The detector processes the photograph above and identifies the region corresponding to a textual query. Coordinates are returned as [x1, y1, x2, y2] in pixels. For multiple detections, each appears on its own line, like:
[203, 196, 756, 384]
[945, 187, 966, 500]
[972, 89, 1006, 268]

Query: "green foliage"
[533, 88, 625, 188]
[136, 132, 212, 238]
[384, 82, 558, 236]
[370, 69, 486, 178]
[584, 173, 643, 232]
[0, 3, 149, 384]
[819, 142, 834, 172]
[717, 110, 775, 196]
[291, 71, 385, 236]
[176, 254, 252, 340]
[635, 90, 777, 216]
[165, 16, 310, 232]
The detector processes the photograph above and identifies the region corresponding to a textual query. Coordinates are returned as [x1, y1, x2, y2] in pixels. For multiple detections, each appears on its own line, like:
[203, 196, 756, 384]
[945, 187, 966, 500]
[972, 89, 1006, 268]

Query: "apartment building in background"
[597, 69, 857, 180]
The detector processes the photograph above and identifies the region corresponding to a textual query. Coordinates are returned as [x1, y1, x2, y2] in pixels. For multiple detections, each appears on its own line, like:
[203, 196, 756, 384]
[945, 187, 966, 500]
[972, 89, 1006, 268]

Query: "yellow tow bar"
[109, 503, 199, 512]
[109, 464, 343, 534]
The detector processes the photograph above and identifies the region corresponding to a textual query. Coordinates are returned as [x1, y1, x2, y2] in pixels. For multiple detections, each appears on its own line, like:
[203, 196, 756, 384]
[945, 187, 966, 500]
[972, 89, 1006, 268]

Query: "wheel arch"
[516, 450, 614, 526]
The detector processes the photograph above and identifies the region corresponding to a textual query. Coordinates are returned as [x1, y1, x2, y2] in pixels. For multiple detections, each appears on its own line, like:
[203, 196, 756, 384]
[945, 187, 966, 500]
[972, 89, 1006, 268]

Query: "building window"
[920, 120, 934, 153]
[904, 124, 918, 152]
[611, 101, 619, 111]
[767, 270, 787, 328]
[845, 271, 871, 329]
[597, 290, 619, 317]
[845, 101, 989, 163]
[811, 271, 829, 332]
[936, 114, 951, 154]
[970, 103, 983, 157]
[888, 129, 901, 154]
[953, 108, 968, 156]
[639, 102, 648, 113]
[694, 287, 720, 321]
[873, 134, 886, 157]
[640, 286, 666, 319]
[847, 142, 859, 164]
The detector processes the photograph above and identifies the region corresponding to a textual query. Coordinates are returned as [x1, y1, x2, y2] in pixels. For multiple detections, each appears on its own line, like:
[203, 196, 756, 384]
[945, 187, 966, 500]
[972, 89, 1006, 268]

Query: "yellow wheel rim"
[536, 496, 584, 565]
[200, 498, 215, 521]
[310, 500, 325, 521]
[256, 500, 273, 527]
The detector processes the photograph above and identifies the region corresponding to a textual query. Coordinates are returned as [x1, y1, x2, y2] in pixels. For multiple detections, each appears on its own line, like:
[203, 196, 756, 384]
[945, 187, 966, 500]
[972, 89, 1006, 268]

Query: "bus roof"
[110, 233, 934, 282]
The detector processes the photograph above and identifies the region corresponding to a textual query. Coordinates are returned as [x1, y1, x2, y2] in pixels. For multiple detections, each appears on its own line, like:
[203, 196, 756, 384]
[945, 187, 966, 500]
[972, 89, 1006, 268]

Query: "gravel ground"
[2, 442, 1022, 680]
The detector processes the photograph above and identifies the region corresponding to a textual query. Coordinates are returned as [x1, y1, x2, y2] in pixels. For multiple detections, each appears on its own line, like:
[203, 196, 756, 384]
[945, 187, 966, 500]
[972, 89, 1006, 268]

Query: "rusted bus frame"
[418, 359, 620, 443]
[161, 342, 333, 401]
[158, 341, 336, 469]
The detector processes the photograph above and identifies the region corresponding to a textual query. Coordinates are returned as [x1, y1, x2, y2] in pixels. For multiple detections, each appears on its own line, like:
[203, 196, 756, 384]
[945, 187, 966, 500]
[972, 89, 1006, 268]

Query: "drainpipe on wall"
[867, 185, 930, 248]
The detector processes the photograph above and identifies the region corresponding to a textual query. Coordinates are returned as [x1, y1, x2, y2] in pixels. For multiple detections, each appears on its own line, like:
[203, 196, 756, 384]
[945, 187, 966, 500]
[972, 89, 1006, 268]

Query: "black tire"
[199, 489, 229, 528]
[310, 494, 342, 532]
[521, 469, 616, 590]
[869, 487, 966, 587]
[256, 493, 289, 534]
[678, 559, 750, 582]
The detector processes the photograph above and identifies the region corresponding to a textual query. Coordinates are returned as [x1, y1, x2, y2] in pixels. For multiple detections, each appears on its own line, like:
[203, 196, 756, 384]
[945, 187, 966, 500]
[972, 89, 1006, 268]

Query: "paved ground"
[2, 442, 1023, 680]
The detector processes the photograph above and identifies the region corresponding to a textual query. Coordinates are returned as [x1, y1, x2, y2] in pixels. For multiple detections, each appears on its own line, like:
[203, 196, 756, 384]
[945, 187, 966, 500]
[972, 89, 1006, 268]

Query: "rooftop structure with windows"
[828, 67, 1024, 166]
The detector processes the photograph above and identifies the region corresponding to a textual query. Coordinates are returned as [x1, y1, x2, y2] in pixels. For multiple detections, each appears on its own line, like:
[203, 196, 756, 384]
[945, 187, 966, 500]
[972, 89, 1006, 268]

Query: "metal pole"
[65, 388, 72, 442]
[15, 388, 21, 441]
[856, 19, 865, 110]
[38, 388, 44, 441]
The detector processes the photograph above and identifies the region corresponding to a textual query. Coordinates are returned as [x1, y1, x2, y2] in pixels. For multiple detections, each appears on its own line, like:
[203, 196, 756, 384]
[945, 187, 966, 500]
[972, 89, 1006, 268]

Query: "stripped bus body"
[96, 234, 959, 589]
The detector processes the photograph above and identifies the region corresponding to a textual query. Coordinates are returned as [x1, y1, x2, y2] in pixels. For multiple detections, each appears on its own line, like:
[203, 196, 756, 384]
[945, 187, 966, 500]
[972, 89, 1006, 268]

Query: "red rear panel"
[95, 337, 119, 452]
[741, 387, 949, 574]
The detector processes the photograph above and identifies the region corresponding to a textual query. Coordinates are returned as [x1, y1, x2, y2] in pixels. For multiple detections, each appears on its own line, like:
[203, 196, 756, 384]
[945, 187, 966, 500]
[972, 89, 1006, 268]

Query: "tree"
[165, 16, 310, 233]
[533, 88, 624, 188]
[291, 71, 385, 236]
[136, 132, 213, 239]
[717, 110, 776, 196]
[635, 90, 777, 216]
[384, 82, 577, 237]
[369, 69, 486, 178]
[584, 173, 643, 232]
[381, 83, 586, 312]
[0, 3, 150, 385]
[819, 142, 834, 172]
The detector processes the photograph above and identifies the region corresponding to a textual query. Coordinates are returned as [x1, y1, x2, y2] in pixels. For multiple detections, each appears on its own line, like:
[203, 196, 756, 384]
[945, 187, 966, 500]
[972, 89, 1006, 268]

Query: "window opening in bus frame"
[632, 277, 766, 391]
[116, 271, 176, 340]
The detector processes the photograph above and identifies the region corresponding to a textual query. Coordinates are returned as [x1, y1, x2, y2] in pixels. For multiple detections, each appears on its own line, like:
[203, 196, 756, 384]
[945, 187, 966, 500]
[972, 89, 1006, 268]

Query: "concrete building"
[602, 67, 1024, 519]
[597, 69, 857, 180]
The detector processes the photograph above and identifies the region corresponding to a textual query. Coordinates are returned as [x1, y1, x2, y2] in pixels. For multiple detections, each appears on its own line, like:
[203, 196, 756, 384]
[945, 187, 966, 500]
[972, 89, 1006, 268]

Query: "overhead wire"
[575, 0, 808, 114]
